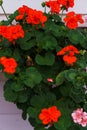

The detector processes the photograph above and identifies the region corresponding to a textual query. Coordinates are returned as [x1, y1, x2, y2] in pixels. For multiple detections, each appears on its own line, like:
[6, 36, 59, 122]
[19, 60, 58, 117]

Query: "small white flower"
[83, 84, 87, 94]
[45, 124, 50, 129]
[85, 66, 87, 72]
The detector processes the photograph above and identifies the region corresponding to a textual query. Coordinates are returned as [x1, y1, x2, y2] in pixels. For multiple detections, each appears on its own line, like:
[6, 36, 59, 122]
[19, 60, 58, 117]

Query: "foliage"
[0, 0, 87, 130]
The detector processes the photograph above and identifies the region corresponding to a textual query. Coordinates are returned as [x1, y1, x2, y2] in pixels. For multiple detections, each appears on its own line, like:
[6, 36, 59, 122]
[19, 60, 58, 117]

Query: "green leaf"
[70, 88, 85, 103]
[48, 126, 57, 130]
[59, 83, 71, 97]
[4, 87, 17, 102]
[54, 99, 72, 130]
[28, 117, 37, 127]
[79, 126, 87, 130]
[67, 124, 80, 130]
[19, 32, 35, 50]
[30, 92, 56, 108]
[17, 102, 29, 120]
[56, 71, 66, 86]
[65, 69, 77, 82]
[9, 10, 19, 20]
[34, 125, 46, 130]
[45, 19, 66, 37]
[24, 67, 42, 88]
[0, 48, 12, 57]
[4, 72, 14, 79]
[17, 92, 28, 103]
[27, 107, 40, 118]
[0, 38, 11, 47]
[19, 39, 36, 50]
[22, 110, 27, 120]
[83, 103, 87, 112]
[54, 116, 71, 130]
[37, 35, 57, 50]
[30, 95, 46, 108]
[69, 73, 77, 80]
[52, 14, 61, 22]
[35, 52, 55, 66]
[12, 48, 22, 61]
[68, 30, 85, 45]
[11, 82, 24, 92]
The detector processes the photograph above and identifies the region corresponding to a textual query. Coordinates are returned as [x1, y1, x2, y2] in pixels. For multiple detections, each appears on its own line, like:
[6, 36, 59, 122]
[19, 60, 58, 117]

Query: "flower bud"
[41, 2, 45, 7]
[0, 22, 2, 25]
[0, 0, 3, 6]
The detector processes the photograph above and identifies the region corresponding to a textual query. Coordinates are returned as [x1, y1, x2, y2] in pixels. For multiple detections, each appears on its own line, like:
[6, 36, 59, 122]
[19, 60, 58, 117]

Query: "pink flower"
[71, 108, 83, 123]
[71, 108, 87, 127]
[47, 78, 53, 82]
[79, 112, 87, 127]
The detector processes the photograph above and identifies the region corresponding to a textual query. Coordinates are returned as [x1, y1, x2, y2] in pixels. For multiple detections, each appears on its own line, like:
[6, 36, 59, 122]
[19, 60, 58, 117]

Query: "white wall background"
[69, 0, 87, 13]
[0, 0, 87, 14]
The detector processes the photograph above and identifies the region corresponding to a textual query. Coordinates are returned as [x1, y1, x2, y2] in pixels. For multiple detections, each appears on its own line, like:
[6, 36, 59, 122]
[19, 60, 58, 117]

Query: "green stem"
[44, 6, 46, 13]
[1, 5, 9, 20]
[60, 9, 64, 19]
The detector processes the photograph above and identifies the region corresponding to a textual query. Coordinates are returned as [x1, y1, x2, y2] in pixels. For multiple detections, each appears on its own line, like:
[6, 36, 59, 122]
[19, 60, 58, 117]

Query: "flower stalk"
[0, 0, 9, 20]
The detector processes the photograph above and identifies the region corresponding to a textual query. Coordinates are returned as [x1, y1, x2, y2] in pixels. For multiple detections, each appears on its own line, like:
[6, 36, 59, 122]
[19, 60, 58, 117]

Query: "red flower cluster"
[57, 45, 80, 65]
[59, 0, 74, 8]
[39, 106, 61, 125]
[0, 25, 24, 43]
[0, 57, 18, 74]
[45, 1, 60, 14]
[64, 11, 84, 29]
[16, 5, 47, 26]
[45, 0, 74, 14]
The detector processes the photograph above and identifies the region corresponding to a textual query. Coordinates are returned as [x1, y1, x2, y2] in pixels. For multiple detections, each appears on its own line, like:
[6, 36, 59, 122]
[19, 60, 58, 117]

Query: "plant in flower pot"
[0, 0, 87, 130]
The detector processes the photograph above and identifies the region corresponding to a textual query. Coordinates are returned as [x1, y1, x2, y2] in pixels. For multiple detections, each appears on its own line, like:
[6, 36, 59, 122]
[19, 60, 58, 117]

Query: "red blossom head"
[39, 106, 61, 125]
[64, 11, 84, 29]
[0, 25, 24, 43]
[45, 0, 74, 13]
[0, 57, 18, 74]
[16, 5, 47, 26]
[57, 45, 80, 65]
[45, 1, 60, 14]
[26, 9, 47, 26]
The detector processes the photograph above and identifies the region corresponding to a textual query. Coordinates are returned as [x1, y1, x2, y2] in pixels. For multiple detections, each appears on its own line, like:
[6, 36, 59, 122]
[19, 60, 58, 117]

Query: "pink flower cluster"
[71, 108, 87, 127]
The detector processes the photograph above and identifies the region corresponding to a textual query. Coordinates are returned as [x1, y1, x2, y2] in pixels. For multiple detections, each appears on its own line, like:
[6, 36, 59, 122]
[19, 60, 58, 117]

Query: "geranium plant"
[0, 0, 87, 130]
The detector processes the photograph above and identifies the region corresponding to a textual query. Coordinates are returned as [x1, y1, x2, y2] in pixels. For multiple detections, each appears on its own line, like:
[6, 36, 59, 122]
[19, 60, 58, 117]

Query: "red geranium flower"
[65, 0, 74, 8]
[16, 5, 47, 26]
[57, 0, 67, 6]
[0, 57, 18, 74]
[0, 25, 24, 43]
[16, 5, 29, 20]
[63, 54, 77, 65]
[57, 45, 80, 65]
[45, 1, 60, 14]
[26, 9, 47, 26]
[39, 106, 61, 125]
[57, 45, 80, 56]
[64, 11, 84, 29]
[45, 0, 74, 13]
